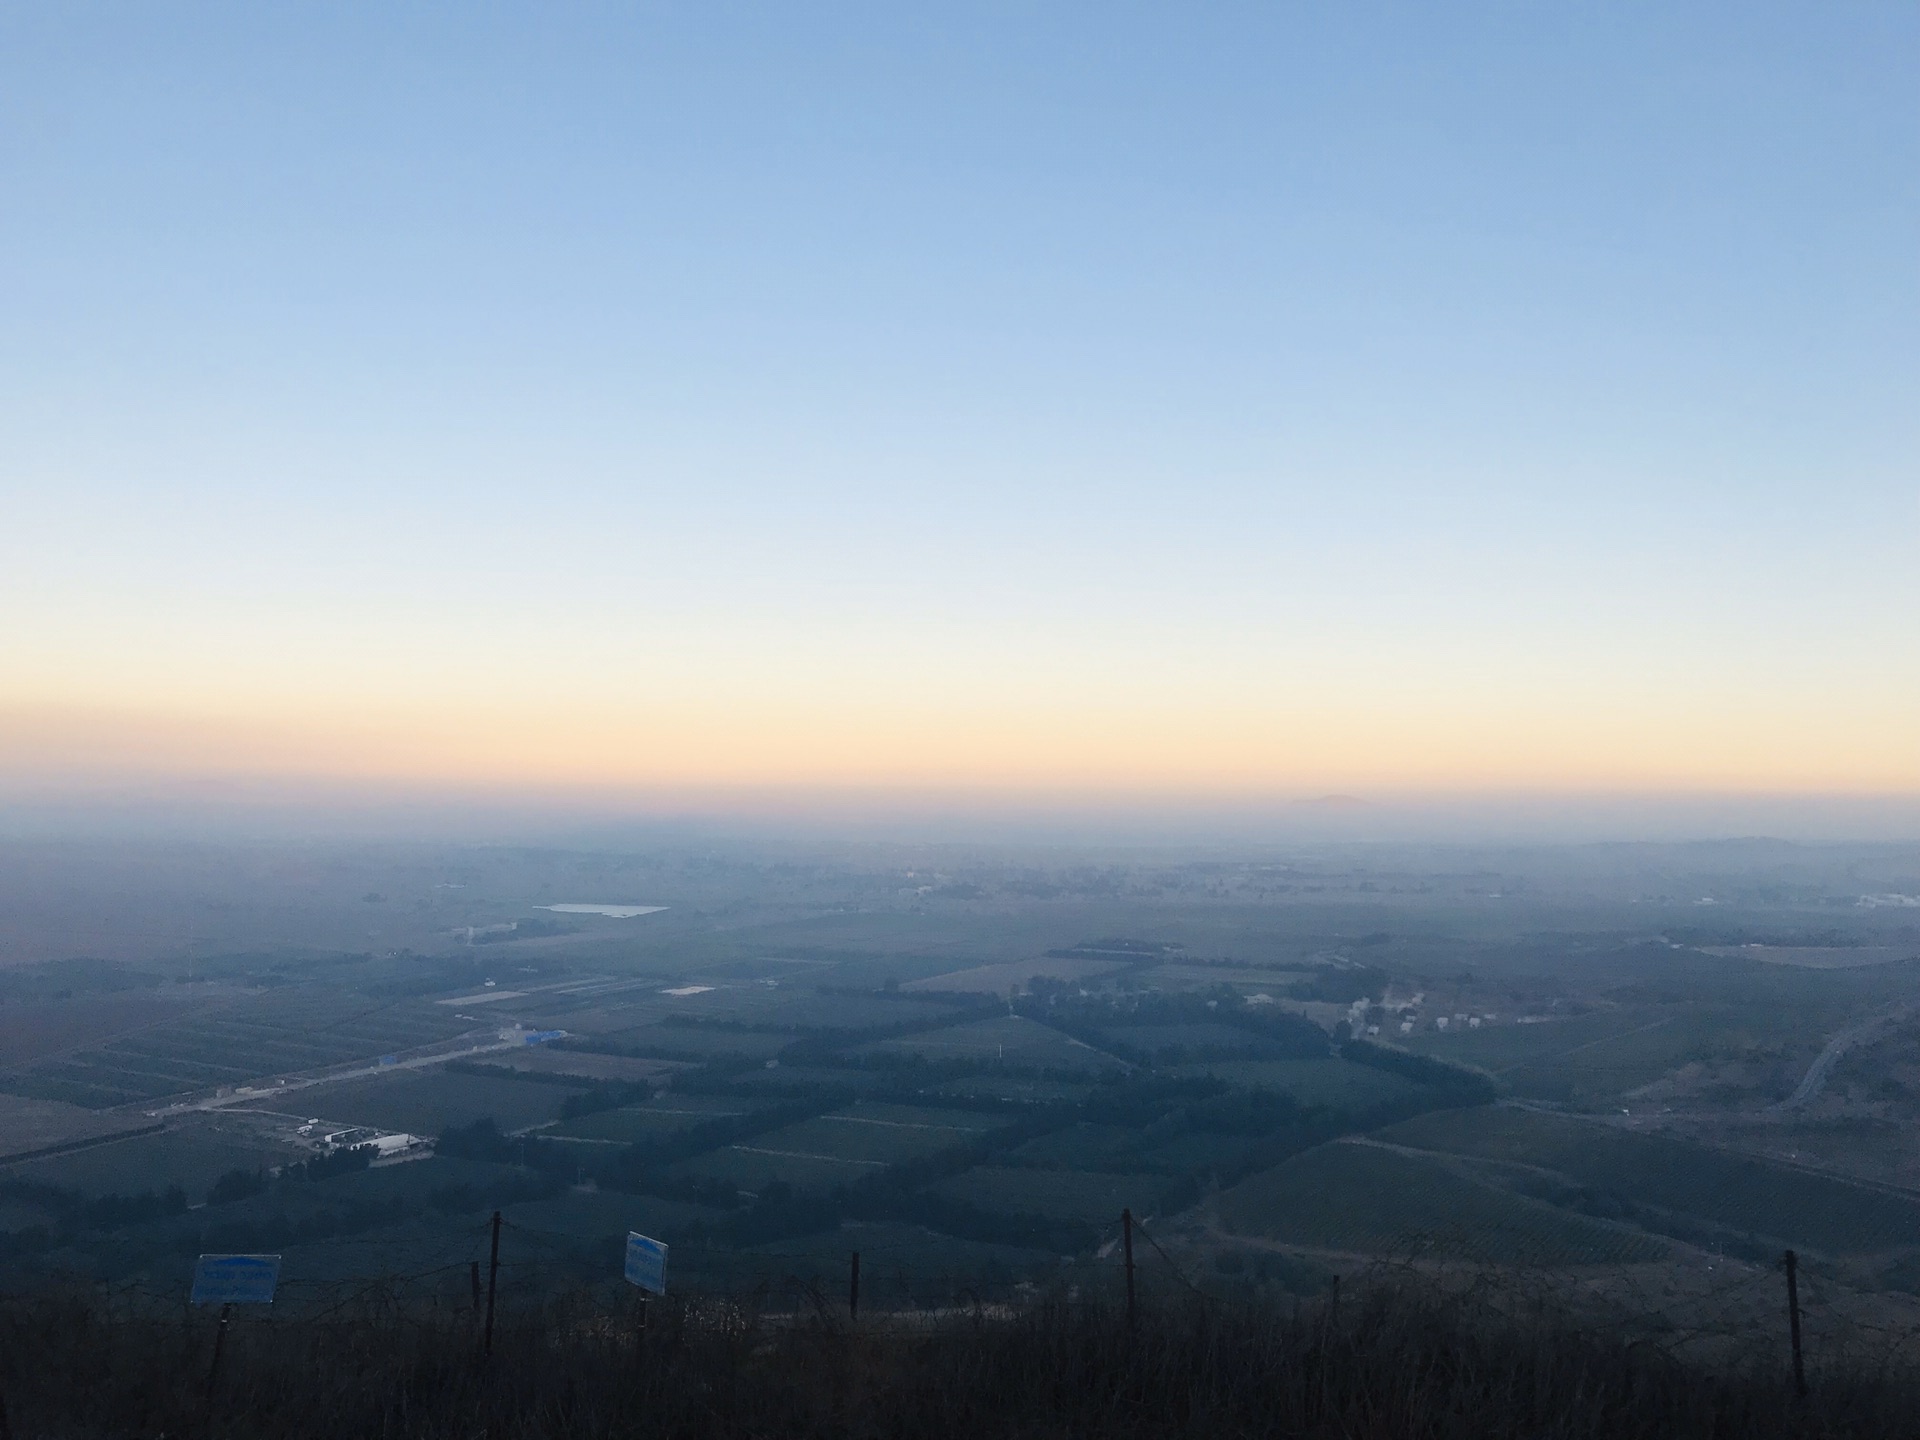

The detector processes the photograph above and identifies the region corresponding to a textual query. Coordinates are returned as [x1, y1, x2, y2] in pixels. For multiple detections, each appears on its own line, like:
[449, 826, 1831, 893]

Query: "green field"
[503, 1189, 719, 1242]
[928, 1166, 1162, 1223]
[641, 988, 959, 1032]
[716, 1065, 894, 1096]
[1166, 1057, 1422, 1112]
[668, 1102, 999, 1193]
[1219, 1141, 1669, 1265]
[767, 1102, 1002, 1163]
[862, 1016, 1124, 1072]
[2, 992, 472, 1108]
[671, 1145, 884, 1194]
[0, 1095, 150, 1158]
[592, 1025, 792, 1061]
[1099, 1024, 1285, 1059]
[1401, 1007, 1729, 1105]
[1377, 1106, 1920, 1255]
[928, 1075, 1094, 1104]
[308, 1069, 586, 1135]
[1134, 1131, 1265, 1175]
[552, 1094, 752, 1143]
[9, 1122, 300, 1202]
[1001, 1124, 1141, 1172]
[738, 1220, 1058, 1290]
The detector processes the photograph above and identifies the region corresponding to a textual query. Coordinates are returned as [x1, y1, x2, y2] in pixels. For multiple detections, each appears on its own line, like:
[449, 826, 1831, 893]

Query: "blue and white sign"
[623, 1231, 667, 1295]
[191, 1253, 281, 1305]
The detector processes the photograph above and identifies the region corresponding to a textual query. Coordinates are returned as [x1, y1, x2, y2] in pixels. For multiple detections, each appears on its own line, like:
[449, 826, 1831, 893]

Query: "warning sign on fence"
[191, 1254, 282, 1306]
[624, 1232, 667, 1295]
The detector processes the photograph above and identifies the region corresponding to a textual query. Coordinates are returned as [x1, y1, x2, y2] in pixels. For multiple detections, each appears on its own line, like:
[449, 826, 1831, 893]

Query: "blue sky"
[1, 3, 1915, 798]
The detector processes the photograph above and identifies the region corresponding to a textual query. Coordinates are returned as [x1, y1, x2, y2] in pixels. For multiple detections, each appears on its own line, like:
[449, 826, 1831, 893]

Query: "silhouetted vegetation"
[0, 1282, 1909, 1439]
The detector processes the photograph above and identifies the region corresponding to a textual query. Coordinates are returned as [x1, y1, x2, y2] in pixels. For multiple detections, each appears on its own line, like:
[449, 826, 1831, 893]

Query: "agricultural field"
[5, 1116, 301, 1202]
[1164, 1057, 1422, 1113]
[903, 958, 1126, 995]
[739, 1220, 1059, 1289]
[0, 990, 215, 1065]
[304, 1068, 587, 1136]
[480, 1048, 683, 1084]
[766, 1103, 1004, 1164]
[672, 1144, 884, 1195]
[1000, 1122, 1268, 1180]
[586, 1025, 792, 1061]
[9, 832, 1920, 1306]
[1377, 1106, 1920, 1256]
[503, 1189, 720, 1243]
[669, 1102, 1000, 1194]
[551, 1094, 755, 1144]
[702, 989, 973, 1031]
[927, 1166, 1165, 1224]
[1399, 1005, 1734, 1106]
[1135, 964, 1316, 990]
[1, 991, 473, 1108]
[579, 985, 958, 1033]
[0, 1094, 152, 1159]
[928, 1075, 1095, 1105]
[861, 1015, 1124, 1072]
[1097, 1023, 1283, 1060]
[0, 1197, 55, 1232]
[1000, 1124, 1142, 1172]
[1133, 1130, 1265, 1175]
[1219, 1140, 1670, 1265]
[717, 1065, 897, 1097]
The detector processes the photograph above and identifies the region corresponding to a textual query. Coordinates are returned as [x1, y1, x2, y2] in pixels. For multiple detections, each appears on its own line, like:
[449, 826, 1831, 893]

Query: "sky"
[1, 3, 1916, 817]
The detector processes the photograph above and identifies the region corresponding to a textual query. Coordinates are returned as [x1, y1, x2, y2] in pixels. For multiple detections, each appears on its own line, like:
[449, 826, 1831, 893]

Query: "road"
[142, 1027, 553, 1118]
[1773, 999, 1920, 1110]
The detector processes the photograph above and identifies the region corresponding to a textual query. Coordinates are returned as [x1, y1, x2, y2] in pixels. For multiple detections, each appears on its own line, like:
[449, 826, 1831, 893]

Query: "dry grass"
[0, 1278, 1912, 1439]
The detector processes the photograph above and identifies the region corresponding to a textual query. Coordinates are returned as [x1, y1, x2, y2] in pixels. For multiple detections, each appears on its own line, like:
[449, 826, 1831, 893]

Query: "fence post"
[484, 1210, 502, 1357]
[1784, 1250, 1807, 1398]
[849, 1251, 861, 1321]
[470, 1259, 482, 1312]
[205, 1302, 233, 1397]
[1122, 1208, 1136, 1332]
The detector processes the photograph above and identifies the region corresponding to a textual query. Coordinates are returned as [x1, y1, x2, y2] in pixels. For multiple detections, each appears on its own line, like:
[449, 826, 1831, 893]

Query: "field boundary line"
[0, 1120, 169, 1168]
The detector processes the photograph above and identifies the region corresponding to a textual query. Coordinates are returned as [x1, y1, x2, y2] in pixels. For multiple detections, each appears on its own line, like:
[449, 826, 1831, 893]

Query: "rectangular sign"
[191, 1253, 282, 1306]
[623, 1231, 667, 1295]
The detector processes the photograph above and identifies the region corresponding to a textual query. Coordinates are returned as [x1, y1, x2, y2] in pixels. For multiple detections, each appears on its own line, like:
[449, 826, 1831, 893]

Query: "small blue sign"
[623, 1231, 667, 1295]
[523, 1030, 566, 1045]
[191, 1253, 281, 1305]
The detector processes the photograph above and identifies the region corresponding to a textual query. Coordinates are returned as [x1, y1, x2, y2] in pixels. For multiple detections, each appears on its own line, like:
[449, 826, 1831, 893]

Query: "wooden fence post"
[205, 1303, 233, 1398]
[484, 1210, 502, 1357]
[1784, 1250, 1807, 1398]
[849, 1251, 861, 1321]
[1122, 1208, 1136, 1332]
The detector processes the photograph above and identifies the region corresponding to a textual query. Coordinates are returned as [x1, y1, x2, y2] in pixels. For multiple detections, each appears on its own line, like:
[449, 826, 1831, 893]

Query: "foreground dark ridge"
[2, 1285, 1912, 1439]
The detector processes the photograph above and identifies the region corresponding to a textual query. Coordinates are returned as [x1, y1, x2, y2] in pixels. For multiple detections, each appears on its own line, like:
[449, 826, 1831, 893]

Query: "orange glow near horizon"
[4, 693, 1915, 800]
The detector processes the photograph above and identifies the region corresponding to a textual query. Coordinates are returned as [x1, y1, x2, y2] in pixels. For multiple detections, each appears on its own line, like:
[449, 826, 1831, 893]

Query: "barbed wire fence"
[10, 1200, 1920, 1408]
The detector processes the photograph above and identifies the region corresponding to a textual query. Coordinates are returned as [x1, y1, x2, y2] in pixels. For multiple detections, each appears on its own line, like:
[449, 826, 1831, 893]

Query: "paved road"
[143, 1029, 549, 1118]
[1773, 999, 1920, 1110]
